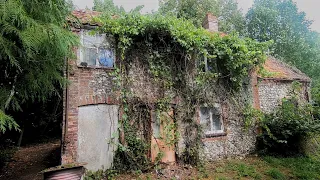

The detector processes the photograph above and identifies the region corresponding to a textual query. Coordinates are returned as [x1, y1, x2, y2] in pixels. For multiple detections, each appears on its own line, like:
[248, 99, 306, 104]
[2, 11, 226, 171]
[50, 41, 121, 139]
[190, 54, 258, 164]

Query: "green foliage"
[84, 169, 118, 180]
[246, 0, 320, 88]
[0, 110, 19, 133]
[228, 162, 262, 179]
[0, 147, 16, 168]
[93, 0, 144, 16]
[265, 168, 285, 180]
[243, 105, 264, 131]
[95, 12, 269, 170]
[258, 95, 320, 155]
[0, 0, 78, 131]
[159, 0, 246, 34]
[98, 13, 269, 89]
[264, 156, 320, 180]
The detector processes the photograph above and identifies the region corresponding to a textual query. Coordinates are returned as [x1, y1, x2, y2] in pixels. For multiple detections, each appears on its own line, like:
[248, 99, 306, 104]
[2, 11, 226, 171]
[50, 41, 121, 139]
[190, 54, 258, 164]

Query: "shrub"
[257, 96, 320, 156]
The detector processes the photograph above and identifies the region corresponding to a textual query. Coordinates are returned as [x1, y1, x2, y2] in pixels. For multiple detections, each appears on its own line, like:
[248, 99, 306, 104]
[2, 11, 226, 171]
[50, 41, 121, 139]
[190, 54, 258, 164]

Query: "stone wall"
[201, 98, 256, 161]
[63, 33, 313, 169]
[258, 79, 310, 113]
[175, 86, 257, 162]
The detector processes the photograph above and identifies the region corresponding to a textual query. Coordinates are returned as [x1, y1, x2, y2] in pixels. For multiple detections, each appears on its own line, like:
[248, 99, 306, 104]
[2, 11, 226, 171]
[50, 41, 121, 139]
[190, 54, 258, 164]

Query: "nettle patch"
[94, 14, 270, 171]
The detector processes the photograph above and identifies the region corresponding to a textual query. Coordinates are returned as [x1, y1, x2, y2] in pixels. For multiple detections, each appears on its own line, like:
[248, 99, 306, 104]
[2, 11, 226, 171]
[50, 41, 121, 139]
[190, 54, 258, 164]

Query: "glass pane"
[152, 111, 161, 138]
[83, 33, 108, 47]
[212, 103, 221, 115]
[98, 48, 114, 67]
[83, 48, 97, 66]
[200, 107, 211, 133]
[82, 34, 97, 47]
[212, 114, 222, 131]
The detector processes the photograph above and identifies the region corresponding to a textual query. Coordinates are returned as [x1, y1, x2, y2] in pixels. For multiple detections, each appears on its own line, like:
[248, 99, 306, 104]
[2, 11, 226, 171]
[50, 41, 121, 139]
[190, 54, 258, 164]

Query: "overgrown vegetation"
[0, 0, 78, 133]
[92, 13, 270, 170]
[255, 83, 320, 156]
[110, 156, 320, 179]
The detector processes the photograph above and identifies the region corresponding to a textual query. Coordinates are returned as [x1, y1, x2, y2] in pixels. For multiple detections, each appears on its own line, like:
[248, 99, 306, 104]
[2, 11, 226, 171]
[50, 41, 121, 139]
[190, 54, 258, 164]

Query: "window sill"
[77, 65, 115, 70]
[204, 132, 227, 138]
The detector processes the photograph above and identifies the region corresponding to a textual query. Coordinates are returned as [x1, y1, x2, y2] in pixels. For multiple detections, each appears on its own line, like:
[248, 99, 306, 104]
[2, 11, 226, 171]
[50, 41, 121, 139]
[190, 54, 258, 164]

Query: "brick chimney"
[202, 13, 218, 32]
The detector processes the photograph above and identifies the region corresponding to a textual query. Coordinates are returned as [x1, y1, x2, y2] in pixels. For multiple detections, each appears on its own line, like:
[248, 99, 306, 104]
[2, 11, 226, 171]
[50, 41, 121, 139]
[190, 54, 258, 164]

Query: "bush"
[0, 147, 16, 169]
[257, 97, 320, 156]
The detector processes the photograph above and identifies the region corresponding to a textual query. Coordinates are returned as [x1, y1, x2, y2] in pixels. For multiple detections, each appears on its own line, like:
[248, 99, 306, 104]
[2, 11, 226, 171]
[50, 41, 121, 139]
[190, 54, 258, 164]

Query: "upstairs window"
[79, 31, 115, 68]
[200, 104, 224, 136]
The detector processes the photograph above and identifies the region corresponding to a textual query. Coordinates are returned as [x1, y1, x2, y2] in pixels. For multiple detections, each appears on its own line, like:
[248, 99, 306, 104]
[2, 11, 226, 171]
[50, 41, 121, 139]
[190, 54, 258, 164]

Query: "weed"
[216, 176, 229, 180]
[266, 168, 285, 180]
[263, 156, 320, 180]
[215, 167, 225, 173]
[228, 162, 261, 180]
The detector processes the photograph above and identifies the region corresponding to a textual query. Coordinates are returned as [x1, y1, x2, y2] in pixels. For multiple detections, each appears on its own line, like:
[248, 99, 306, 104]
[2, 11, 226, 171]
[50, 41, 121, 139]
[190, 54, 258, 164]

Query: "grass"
[112, 155, 320, 180]
[263, 156, 320, 180]
[265, 168, 285, 180]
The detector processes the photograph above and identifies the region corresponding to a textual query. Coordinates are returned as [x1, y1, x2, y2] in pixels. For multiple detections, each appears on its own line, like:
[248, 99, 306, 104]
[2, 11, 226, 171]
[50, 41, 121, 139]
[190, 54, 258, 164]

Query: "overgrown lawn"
[113, 156, 320, 180]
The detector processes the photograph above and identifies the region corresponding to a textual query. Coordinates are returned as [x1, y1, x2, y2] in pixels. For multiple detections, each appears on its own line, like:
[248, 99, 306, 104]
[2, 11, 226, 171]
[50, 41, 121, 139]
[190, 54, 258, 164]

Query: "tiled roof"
[69, 10, 101, 26]
[260, 57, 311, 82]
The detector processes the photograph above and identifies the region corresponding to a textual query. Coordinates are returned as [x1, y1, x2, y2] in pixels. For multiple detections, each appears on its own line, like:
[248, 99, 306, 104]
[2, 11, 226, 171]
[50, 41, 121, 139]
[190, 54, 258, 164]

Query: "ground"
[113, 156, 320, 180]
[0, 140, 60, 180]
[1, 141, 320, 180]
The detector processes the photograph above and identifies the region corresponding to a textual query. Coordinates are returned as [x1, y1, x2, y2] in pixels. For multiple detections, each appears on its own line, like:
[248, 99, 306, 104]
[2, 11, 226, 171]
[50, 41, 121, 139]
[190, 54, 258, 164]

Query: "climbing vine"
[94, 13, 270, 171]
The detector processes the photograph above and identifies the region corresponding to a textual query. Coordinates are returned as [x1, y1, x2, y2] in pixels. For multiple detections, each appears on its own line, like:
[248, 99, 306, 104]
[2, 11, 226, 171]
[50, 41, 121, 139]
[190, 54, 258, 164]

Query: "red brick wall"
[61, 57, 117, 164]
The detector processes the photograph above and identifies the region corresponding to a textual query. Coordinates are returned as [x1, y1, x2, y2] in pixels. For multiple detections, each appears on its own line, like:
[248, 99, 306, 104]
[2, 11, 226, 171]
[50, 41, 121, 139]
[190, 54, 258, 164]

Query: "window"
[151, 111, 161, 138]
[199, 104, 224, 136]
[198, 55, 217, 73]
[79, 31, 115, 68]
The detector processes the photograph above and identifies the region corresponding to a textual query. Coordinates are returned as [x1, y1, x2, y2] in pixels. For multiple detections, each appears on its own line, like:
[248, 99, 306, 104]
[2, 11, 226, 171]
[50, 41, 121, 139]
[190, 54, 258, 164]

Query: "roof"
[259, 57, 311, 82]
[69, 10, 101, 26]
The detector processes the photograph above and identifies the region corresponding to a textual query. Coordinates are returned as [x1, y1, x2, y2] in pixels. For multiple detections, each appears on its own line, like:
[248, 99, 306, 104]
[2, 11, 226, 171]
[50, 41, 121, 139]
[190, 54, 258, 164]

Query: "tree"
[158, 0, 246, 34]
[0, 0, 78, 133]
[93, 0, 144, 16]
[246, 0, 320, 84]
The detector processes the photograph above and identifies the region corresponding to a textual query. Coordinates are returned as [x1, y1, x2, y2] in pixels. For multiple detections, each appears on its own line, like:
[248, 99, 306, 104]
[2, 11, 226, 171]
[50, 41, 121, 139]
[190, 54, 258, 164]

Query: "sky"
[72, 0, 320, 32]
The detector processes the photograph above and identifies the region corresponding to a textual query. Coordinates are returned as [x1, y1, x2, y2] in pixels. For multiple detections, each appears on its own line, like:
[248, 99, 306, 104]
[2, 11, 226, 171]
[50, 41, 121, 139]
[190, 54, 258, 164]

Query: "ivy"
[96, 14, 270, 89]
[95, 13, 270, 170]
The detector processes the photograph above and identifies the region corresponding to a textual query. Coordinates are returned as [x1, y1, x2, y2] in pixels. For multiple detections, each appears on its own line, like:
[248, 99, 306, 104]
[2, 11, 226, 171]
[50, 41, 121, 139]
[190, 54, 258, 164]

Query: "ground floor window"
[199, 104, 224, 136]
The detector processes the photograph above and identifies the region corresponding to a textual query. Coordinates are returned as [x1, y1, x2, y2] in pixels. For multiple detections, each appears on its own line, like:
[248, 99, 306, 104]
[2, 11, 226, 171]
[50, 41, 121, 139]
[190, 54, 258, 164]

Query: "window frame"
[199, 104, 225, 137]
[78, 30, 116, 68]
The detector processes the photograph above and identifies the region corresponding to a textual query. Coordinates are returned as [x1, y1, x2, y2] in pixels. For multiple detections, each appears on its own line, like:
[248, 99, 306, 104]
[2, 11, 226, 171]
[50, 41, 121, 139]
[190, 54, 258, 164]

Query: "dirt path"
[0, 140, 61, 180]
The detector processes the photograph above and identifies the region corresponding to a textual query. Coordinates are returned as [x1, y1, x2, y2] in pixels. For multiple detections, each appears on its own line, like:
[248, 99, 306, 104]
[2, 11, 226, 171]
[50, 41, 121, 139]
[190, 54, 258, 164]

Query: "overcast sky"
[72, 0, 320, 32]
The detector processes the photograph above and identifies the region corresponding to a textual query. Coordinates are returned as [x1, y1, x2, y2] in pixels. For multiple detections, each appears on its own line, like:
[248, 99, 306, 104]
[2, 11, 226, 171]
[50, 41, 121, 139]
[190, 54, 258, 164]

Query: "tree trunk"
[17, 125, 24, 147]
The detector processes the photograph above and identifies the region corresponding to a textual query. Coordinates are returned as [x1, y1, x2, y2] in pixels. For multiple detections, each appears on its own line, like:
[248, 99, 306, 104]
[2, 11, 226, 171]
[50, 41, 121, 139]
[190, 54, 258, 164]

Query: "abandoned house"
[61, 10, 311, 171]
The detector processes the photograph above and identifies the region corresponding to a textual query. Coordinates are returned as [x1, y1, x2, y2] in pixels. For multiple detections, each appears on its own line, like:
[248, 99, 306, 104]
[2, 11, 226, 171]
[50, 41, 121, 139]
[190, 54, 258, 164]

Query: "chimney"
[202, 13, 218, 32]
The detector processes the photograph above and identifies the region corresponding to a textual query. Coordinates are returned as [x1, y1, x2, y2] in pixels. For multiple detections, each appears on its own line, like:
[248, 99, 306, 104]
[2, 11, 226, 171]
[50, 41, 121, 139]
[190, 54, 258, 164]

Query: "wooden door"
[150, 109, 176, 164]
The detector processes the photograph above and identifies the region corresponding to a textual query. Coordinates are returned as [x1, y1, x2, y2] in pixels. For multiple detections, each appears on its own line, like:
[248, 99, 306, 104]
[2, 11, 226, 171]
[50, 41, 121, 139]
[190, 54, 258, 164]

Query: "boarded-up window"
[199, 104, 224, 135]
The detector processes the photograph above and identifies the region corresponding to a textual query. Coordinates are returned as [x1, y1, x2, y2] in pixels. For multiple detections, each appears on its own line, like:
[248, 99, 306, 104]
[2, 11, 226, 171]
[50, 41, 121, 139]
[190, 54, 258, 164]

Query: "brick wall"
[61, 57, 117, 164]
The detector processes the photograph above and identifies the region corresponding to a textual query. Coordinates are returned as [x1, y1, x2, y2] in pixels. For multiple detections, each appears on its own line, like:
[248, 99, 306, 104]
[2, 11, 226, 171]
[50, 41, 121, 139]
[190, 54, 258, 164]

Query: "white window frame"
[79, 30, 115, 68]
[199, 104, 224, 135]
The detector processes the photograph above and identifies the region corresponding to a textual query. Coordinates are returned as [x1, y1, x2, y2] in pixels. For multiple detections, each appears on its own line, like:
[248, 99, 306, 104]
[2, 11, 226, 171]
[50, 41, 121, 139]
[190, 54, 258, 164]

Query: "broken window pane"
[80, 31, 115, 67]
[98, 48, 114, 67]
